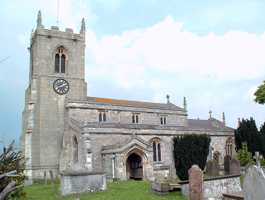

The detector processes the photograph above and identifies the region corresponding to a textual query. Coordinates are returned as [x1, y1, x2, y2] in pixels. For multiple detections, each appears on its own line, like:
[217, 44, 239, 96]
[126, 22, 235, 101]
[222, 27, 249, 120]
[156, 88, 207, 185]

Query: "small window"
[160, 116, 167, 125]
[132, 113, 140, 124]
[73, 136, 78, 163]
[99, 110, 107, 122]
[55, 46, 66, 73]
[152, 139, 162, 162]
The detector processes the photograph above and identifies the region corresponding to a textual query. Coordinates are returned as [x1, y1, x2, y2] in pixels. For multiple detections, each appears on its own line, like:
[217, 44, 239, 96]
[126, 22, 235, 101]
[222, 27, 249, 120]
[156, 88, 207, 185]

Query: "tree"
[237, 143, 254, 166]
[259, 122, 265, 157]
[173, 134, 211, 180]
[254, 81, 265, 104]
[234, 118, 260, 155]
[0, 141, 25, 199]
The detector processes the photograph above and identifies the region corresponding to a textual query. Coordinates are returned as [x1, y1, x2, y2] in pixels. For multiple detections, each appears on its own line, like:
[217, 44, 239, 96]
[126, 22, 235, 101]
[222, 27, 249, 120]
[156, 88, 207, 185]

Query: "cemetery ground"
[24, 180, 186, 200]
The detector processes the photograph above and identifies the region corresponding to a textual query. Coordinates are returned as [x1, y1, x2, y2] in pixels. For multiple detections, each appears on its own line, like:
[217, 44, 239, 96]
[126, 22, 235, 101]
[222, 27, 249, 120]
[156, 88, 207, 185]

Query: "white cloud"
[85, 16, 265, 127]
[86, 16, 265, 87]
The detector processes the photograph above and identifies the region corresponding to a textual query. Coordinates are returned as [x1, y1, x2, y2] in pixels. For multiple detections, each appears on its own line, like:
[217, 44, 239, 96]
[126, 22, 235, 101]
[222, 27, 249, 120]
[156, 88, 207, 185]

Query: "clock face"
[53, 78, 69, 95]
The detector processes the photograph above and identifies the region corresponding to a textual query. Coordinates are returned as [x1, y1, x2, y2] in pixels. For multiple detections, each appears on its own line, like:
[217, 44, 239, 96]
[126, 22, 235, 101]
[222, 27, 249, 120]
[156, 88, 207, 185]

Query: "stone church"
[21, 12, 234, 182]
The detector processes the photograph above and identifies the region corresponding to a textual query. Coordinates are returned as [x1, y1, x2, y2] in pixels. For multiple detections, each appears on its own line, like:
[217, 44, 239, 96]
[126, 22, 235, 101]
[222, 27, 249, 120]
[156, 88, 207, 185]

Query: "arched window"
[55, 46, 66, 73]
[225, 137, 234, 156]
[152, 138, 161, 162]
[73, 136, 78, 163]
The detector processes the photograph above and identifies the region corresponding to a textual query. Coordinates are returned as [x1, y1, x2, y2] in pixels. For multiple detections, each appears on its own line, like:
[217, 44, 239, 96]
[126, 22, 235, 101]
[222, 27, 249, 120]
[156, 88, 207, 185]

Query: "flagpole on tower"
[56, 0, 60, 26]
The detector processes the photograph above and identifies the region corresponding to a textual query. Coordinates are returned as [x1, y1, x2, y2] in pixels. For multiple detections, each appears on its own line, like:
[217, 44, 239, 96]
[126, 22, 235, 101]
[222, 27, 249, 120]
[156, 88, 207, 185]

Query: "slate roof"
[188, 118, 234, 131]
[76, 119, 234, 133]
[86, 96, 184, 111]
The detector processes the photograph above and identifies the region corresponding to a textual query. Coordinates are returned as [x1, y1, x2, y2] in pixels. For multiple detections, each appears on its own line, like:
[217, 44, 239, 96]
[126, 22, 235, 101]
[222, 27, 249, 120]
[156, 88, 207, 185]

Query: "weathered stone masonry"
[21, 11, 235, 181]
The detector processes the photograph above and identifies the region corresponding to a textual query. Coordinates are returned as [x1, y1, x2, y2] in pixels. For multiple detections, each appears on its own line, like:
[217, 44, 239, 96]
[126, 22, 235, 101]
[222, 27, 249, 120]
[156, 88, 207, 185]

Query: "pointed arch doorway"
[126, 152, 143, 180]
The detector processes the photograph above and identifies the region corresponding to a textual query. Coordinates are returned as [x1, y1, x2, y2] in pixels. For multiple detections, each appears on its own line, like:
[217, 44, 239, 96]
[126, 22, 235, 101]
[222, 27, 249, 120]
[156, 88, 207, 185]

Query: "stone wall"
[21, 24, 87, 180]
[68, 105, 187, 127]
[181, 175, 242, 200]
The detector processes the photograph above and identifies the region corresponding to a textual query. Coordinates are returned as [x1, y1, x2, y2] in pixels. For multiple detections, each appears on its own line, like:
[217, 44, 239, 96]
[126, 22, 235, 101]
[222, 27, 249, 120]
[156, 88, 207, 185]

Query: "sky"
[0, 0, 265, 147]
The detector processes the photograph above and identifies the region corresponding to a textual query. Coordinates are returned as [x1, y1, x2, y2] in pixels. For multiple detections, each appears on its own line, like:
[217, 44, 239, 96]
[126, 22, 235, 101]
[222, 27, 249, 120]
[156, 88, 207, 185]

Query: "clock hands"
[53, 79, 69, 95]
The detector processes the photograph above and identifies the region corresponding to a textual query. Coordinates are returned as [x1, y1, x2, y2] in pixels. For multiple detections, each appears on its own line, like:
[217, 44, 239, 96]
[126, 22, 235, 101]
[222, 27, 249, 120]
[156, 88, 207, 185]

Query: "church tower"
[21, 11, 87, 180]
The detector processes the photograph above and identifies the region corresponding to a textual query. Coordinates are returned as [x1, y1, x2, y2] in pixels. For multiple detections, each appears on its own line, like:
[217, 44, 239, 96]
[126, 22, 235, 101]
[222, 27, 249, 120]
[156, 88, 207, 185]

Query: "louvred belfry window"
[55, 46, 66, 73]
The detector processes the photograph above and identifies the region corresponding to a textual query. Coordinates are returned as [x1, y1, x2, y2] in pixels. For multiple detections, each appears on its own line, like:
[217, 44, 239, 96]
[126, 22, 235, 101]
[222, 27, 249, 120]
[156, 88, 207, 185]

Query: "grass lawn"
[24, 180, 186, 200]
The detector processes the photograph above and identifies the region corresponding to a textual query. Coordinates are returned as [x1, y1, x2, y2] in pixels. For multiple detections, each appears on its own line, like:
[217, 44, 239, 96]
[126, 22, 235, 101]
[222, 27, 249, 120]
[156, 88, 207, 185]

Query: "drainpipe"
[112, 153, 116, 180]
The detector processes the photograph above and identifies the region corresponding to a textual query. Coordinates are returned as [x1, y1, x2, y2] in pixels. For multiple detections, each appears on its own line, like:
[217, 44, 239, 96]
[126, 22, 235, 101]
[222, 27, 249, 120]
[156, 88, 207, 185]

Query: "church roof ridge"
[188, 118, 234, 131]
[86, 96, 184, 111]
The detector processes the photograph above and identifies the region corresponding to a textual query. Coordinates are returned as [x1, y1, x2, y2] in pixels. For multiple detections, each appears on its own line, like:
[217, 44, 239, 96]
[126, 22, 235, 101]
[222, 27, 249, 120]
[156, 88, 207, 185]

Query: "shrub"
[237, 143, 254, 166]
[173, 134, 211, 180]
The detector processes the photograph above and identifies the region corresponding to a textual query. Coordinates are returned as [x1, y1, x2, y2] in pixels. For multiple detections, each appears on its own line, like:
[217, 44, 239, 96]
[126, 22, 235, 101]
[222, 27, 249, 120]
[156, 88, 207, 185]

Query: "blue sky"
[0, 0, 265, 147]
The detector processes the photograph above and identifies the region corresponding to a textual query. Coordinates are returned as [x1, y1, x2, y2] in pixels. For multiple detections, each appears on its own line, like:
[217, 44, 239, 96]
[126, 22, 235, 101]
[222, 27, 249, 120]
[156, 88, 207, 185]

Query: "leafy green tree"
[254, 81, 265, 104]
[173, 134, 211, 180]
[234, 118, 260, 155]
[237, 143, 254, 166]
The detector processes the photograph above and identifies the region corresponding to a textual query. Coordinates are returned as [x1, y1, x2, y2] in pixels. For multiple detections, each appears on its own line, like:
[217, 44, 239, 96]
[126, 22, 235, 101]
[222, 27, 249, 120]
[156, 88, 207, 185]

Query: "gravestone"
[230, 158, 240, 175]
[224, 155, 231, 175]
[243, 165, 265, 200]
[189, 165, 203, 200]
[205, 160, 219, 176]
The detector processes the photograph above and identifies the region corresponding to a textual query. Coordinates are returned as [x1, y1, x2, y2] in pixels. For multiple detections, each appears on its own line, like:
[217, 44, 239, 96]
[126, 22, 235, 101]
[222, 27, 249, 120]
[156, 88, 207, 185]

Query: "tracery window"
[225, 137, 233, 156]
[152, 138, 162, 162]
[55, 46, 66, 73]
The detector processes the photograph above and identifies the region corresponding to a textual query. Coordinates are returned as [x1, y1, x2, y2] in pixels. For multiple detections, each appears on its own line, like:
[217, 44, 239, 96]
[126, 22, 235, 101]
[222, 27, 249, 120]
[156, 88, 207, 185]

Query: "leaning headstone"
[230, 158, 240, 175]
[243, 165, 265, 200]
[189, 165, 203, 200]
[224, 155, 231, 175]
[205, 160, 219, 176]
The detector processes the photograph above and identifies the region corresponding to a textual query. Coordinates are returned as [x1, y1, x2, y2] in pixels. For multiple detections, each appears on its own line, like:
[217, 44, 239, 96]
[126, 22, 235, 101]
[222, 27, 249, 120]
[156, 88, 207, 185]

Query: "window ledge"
[153, 161, 163, 165]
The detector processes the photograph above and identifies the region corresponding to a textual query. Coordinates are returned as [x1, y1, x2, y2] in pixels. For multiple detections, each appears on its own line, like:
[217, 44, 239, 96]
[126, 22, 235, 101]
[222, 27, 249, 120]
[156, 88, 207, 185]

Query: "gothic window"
[160, 116, 167, 125]
[225, 137, 234, 156]
[152, 138, 162, 162]
[99, 110, 107, 122]
[55, 46, 66, 73]
[73, 136, 78, 163]
[132, 113, 140, 124]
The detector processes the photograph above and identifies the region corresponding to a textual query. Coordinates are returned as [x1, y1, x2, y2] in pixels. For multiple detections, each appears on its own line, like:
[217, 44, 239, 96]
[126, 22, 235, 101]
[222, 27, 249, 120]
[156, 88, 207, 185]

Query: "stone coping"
[222, 192, 244, 200]
[154, 165, 170, 171]
[178, 174, 241, 185]
[60, 170, 105, 176]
